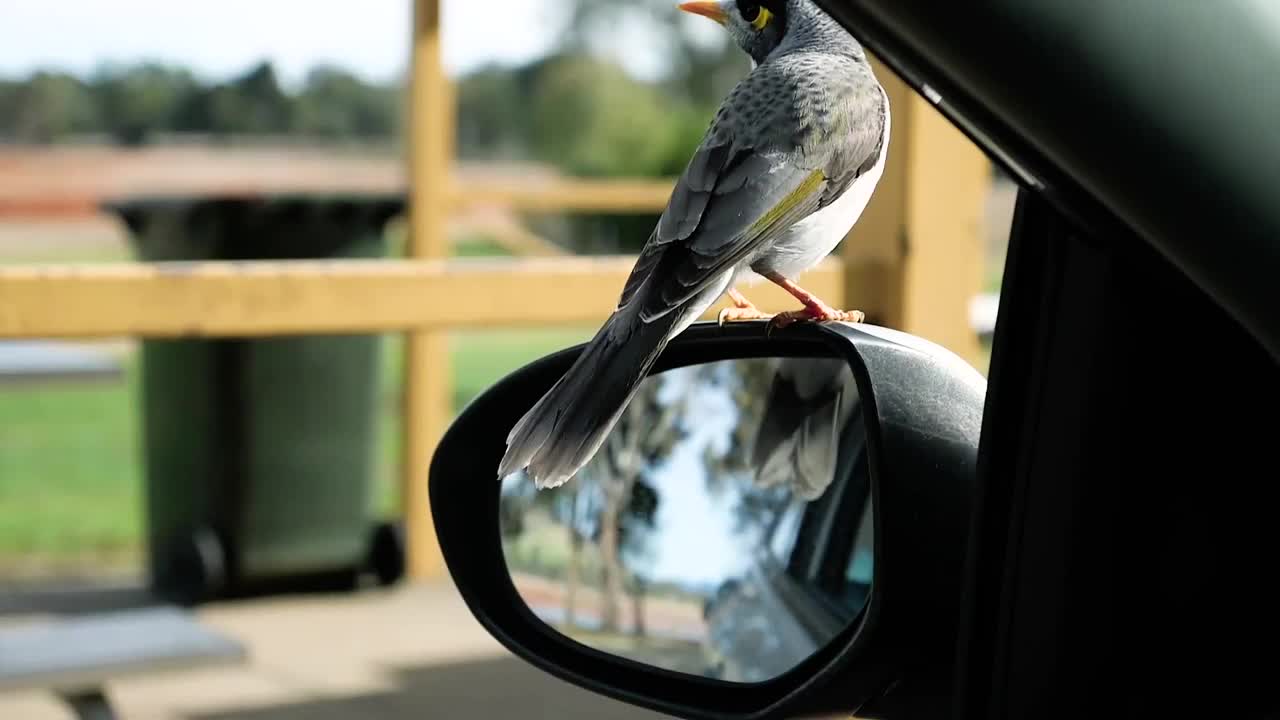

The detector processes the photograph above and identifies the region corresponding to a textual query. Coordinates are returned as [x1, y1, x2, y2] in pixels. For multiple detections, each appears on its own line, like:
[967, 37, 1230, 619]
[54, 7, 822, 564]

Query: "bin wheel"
[367, 521, 406, 587]
[158, 525, 227, 605]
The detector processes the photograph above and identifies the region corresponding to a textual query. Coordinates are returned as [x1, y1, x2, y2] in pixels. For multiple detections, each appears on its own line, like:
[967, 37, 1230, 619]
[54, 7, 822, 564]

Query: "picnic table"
[0, 341, 123, 386]
[0, 605, 246, 719]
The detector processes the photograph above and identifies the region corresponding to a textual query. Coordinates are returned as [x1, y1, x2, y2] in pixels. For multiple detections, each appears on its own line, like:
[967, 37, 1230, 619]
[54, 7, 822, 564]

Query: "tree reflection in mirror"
[499, 355, 874, 684]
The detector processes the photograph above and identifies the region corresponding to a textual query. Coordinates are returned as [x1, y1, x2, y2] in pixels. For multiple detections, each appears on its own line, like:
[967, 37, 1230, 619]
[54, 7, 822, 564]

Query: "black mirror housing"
[428, 320, 985, 719]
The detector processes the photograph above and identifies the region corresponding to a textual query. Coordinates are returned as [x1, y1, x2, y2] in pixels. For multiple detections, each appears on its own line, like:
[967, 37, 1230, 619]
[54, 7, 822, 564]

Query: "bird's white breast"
[738, 92, 891, 285]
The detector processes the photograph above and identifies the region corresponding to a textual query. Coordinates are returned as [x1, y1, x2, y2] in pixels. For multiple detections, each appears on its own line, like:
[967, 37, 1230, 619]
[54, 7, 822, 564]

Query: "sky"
[0, 0, 710, 87]
[643, 365, 759, 589]
[497, 362, 766, 592]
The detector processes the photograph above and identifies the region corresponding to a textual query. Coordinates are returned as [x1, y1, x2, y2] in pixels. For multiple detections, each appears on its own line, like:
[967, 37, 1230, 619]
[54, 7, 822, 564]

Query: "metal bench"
[0, 340, 123, 387]
[0, 605, 247, 719]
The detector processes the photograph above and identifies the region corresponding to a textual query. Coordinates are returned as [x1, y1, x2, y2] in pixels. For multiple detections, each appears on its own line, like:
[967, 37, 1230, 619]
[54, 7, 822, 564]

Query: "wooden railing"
[0, 256, 844, 339]
[0, 0, 991, 582]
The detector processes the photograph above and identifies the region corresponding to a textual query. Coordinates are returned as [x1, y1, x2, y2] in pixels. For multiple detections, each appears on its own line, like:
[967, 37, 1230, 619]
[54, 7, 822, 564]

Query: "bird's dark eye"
[737, 0, 774, 30]
[742, 1, 781, 32]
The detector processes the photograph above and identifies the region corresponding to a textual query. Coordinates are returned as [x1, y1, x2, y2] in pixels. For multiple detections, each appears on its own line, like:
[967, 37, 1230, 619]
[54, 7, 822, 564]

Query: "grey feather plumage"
[498, 0, 890, 489]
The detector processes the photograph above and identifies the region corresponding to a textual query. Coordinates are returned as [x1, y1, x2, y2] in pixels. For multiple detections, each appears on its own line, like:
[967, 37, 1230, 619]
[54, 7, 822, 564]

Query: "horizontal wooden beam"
[0, 257, 843, 339]
[450, 178, 675, 213]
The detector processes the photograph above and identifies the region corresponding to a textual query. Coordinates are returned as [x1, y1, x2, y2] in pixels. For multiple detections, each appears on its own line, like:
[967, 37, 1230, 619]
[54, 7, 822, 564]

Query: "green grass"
[0, 358, 144, 568]
[452, 236, 514, 258]
[450, 327, 594, 409]
[984, 265, 1005, 294]
[368, 326, 595, 517]
[0, 326, 595, 574]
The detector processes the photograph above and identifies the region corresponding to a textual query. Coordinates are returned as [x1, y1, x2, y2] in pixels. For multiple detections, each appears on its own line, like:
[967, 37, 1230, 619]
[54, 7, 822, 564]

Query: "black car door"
[813, 2, 1280, 719]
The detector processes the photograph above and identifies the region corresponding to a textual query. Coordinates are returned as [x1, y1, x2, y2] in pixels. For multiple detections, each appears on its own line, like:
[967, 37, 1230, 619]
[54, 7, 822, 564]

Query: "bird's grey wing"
[639, 145, 830, 322]
[612, 59, 838, 316]
[614, 140, 740, 311]
[750, 366, 812, 471]
[618, 81, 888, 322]
[751, 385, 843, 502]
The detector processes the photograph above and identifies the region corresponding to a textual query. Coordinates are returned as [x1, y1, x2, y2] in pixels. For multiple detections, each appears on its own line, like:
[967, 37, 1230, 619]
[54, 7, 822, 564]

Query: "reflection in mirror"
[499, 356, 873, 684]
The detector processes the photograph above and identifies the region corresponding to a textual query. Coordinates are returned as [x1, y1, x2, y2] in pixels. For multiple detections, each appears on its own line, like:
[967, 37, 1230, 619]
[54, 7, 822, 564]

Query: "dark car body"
[816, 2, 1280, 718]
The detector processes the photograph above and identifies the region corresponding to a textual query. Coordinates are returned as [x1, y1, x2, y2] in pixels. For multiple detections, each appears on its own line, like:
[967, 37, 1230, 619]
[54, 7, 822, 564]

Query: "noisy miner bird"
[499, 0, 890, 490]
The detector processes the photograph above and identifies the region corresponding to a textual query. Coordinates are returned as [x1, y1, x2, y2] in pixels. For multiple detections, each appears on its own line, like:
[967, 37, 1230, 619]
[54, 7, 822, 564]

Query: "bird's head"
[678, 0, 789, 64]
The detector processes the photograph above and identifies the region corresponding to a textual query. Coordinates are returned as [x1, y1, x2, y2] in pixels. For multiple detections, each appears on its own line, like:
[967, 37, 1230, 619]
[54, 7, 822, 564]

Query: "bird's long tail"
[497, 304, 686, 489]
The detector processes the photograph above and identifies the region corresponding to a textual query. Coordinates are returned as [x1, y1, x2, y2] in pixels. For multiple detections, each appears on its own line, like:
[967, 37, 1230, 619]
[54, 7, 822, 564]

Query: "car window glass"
[769, 502, 805, 562]
[845, 500, 873, 586]
[833, 500, 874, 615]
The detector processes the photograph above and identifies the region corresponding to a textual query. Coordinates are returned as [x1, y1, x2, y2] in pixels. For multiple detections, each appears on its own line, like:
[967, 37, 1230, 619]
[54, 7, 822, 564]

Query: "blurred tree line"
[0, 0, 749, 252]
[0, 61, 400, 146]
[456, 0, 749, 253]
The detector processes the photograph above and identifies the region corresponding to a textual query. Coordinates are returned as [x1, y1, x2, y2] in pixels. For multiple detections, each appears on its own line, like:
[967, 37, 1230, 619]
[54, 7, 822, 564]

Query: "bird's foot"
[768, 302, 865, 331]
[718, 306, 774, 325]
[718, 288, 774, 326]
[762, 272, 865, 331]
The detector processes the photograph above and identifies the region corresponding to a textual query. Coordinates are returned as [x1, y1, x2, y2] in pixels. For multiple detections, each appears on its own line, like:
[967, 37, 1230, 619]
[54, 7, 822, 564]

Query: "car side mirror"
[428, 320, 985, 719]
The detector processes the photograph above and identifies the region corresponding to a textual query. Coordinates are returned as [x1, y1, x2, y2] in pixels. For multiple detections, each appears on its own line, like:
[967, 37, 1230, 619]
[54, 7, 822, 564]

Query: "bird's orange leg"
[764, 272, 866, 329]
[717, 288, 774, 325]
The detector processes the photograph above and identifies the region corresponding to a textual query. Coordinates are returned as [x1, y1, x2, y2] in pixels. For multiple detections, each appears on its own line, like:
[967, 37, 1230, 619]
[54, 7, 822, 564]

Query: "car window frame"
[755, 406, 874, 635]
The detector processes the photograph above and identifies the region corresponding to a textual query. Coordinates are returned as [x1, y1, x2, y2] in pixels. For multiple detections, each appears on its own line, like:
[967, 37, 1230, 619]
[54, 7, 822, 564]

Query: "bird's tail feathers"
[497, 307, 682, 489]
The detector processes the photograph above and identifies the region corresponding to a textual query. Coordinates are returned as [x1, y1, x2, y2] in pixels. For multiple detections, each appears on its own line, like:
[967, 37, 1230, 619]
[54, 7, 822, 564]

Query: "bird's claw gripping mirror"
[429, 320, 985, 720]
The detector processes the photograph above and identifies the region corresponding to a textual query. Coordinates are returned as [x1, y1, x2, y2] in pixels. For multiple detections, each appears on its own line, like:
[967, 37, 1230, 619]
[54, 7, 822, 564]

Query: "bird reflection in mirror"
[749, 357, 858, 501]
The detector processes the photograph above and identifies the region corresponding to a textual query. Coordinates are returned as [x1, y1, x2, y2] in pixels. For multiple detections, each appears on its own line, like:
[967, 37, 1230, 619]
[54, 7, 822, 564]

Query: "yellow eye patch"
[751, 6, 773, 30]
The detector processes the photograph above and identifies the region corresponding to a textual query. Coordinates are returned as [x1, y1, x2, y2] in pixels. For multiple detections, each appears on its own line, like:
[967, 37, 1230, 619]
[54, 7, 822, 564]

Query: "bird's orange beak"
[678, 1, 728, 26]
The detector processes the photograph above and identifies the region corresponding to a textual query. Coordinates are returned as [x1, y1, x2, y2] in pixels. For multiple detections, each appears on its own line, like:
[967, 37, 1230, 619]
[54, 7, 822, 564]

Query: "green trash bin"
[105, 193, 408, 604]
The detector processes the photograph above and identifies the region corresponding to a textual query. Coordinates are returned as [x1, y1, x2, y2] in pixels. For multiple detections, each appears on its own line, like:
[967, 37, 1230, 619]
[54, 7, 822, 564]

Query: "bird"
[498, 0, 891, 490]
[749, 356, 859, 501]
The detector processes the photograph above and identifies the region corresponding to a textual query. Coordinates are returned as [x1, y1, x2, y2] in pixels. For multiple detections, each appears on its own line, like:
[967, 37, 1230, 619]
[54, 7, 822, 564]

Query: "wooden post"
[404, 0, 453, 580]
[842, 55, 989, 367]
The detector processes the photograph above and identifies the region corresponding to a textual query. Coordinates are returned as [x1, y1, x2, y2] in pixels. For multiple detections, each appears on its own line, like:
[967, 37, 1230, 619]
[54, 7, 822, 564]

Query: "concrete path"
[0, 581, 676, 719]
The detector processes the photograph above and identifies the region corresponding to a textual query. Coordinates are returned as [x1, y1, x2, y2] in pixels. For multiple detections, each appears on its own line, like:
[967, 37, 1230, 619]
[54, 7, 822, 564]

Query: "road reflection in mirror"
[499, 356, 874, 683]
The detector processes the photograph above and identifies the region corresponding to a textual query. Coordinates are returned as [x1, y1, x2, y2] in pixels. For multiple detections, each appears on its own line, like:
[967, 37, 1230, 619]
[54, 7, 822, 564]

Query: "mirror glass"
[499, 355, 874, 684]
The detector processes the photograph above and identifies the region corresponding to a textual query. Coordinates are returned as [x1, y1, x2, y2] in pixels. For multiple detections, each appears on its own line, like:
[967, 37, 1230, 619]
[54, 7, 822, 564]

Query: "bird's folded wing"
[615, 69, 888, 322]
[615, 138, 832, 323]
[614, 140, 736, 312]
